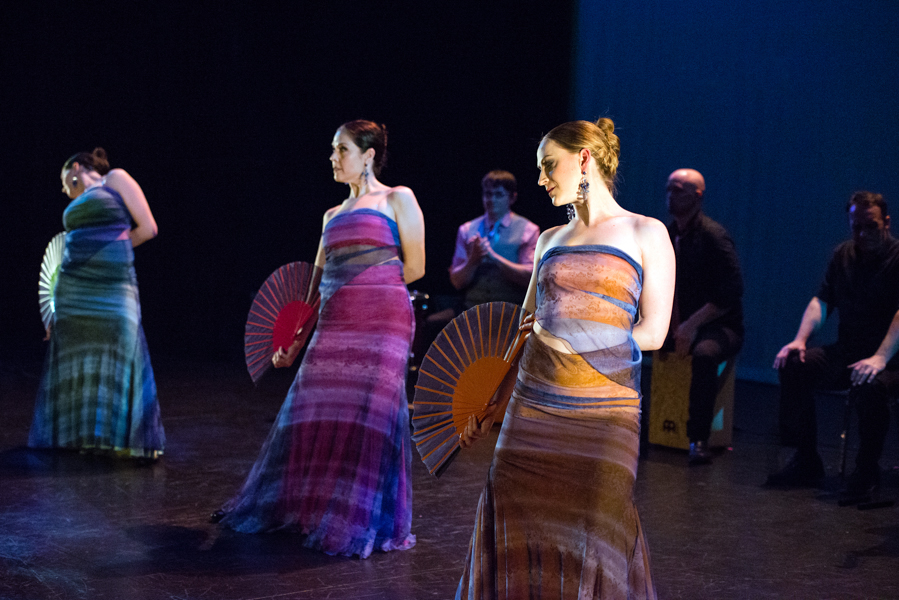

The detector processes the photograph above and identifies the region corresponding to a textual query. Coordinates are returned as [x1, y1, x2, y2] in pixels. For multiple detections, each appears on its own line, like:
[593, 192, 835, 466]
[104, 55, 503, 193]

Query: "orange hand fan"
[412, 301, 531, 477]
[244, 262, 322, 383]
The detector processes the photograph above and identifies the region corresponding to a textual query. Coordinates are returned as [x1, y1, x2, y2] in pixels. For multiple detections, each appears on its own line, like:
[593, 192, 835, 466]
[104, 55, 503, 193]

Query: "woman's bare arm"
[105, 169, 158, 247]
[632, 216, 675, 351]
[388, 186, 425, 284]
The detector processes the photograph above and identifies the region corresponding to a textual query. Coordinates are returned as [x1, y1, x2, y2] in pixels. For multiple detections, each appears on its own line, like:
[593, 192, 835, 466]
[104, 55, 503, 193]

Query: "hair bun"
[341, 119, 389, 177]
[594, 118, 615, 136]
[90, 147, 111, 175]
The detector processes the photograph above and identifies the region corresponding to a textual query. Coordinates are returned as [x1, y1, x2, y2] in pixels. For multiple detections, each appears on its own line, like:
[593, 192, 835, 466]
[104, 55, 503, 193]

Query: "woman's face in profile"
[537, 139, 580, 207]
[330, 128, 366, 184]
[60, 167, 80, 199]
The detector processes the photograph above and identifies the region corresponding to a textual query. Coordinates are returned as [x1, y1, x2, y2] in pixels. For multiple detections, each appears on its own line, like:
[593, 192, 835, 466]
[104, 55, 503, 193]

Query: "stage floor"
[1, 359, 897, 600]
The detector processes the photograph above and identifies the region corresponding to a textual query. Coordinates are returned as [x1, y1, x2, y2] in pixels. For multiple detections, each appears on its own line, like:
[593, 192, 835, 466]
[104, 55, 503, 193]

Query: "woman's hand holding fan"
[412, 302, 532, 475]
[244, 262, 322, 382]
[459, 312, 534, 449]
[272, 325, 310, 368]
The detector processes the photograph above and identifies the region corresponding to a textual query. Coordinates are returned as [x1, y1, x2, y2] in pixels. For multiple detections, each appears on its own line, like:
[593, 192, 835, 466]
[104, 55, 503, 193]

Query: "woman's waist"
[66, 224, 131, 241]
[322, 259, 405, 284]
[512, 376, 641, 410]
[61, 240, 135, 273]
[516, 334, 641, 405]
[532, 322, 573, 354]
[534, 303, 635, 333]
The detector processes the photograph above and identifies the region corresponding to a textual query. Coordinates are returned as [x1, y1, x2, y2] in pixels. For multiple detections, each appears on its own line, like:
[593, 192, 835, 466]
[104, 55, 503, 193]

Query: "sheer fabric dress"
[220, 209, 416, 558]
[29, 184, 163, 458]
[458, 245, 656, 600]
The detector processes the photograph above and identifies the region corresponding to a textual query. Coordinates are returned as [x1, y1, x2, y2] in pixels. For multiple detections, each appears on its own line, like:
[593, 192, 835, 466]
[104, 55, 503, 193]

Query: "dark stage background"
[573, 0, 899, 382]
[1, 3, 574, 364]
[3, 2, 898, 383]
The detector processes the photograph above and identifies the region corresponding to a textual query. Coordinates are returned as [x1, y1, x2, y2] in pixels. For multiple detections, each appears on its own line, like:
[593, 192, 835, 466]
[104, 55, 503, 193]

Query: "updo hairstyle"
[543, 118, 620, 192]
[341, 120, 388, 176]
[63, 147, 111, 176]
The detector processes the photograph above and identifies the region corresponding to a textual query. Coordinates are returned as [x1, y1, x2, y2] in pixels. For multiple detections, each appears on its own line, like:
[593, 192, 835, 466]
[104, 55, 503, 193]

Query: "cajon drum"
[648, 351, 735, 450]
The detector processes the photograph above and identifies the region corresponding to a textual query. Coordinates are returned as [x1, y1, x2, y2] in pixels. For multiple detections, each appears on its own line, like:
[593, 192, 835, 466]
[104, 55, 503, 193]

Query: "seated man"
[449, 170, 539, 309]
[664, 169, 744, 465]
[770, 191, 899, 495]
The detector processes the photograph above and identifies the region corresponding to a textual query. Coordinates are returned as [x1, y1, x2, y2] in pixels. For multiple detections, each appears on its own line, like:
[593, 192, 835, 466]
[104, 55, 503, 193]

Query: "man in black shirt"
[770, 191, 899, 495]
[665, 169, 745, 465]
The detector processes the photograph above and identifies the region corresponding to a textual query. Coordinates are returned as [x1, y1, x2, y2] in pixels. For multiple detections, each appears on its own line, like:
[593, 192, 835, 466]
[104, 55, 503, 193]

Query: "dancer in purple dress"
[215, 121, 425, 558]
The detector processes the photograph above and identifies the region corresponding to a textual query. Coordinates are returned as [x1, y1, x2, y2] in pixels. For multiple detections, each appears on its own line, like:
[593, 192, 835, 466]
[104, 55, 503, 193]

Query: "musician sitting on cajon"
[663, 168, 745, 465]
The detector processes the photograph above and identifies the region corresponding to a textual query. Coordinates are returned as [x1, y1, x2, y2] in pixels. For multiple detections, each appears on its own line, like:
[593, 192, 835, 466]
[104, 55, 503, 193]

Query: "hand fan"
[412, 301, 531, 477]
[244, 262, 322, 383]
[38, 232, 66, 329]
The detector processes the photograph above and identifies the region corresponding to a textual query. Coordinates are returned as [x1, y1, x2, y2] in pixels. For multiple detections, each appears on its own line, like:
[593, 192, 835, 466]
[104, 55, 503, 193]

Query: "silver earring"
[72, 176, 79, 185]
[567, 204, 576, 221]
[578, 170, 589, 201]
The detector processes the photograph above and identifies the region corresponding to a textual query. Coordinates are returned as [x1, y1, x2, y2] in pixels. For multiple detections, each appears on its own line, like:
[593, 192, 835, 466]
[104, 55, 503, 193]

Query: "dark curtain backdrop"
[0, 3, 574, 365]
[573, 0, 899, 382]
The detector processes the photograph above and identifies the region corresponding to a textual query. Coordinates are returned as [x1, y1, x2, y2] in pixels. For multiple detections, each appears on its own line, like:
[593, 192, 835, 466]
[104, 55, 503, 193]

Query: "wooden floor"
[0, 358, 897, 600]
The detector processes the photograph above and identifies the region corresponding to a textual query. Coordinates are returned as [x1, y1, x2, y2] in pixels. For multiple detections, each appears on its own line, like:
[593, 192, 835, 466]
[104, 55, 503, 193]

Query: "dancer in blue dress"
[29, 148, 163, 460]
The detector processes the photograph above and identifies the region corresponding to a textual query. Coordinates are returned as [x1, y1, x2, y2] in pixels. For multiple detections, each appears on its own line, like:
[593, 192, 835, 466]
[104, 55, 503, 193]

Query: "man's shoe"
[688, 440, 713, 466]
[765, 451, 825, 487]
[841, 468, 880, 497]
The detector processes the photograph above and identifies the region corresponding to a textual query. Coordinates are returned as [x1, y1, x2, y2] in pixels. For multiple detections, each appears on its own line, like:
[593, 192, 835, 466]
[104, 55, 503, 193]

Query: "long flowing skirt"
[29, 239, 163, 457]
[458, 337, 655, 599]
[221, 268, 415, 558]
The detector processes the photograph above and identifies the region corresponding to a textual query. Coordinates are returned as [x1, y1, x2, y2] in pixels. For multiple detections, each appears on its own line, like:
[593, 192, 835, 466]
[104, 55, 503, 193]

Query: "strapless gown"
[457, 245, 656, 600]
[220, 209, 416, 558]
[29, 185, 163, 458]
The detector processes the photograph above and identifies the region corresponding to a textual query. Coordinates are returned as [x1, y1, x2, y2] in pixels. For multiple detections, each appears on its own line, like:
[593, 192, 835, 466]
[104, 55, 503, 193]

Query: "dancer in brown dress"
[458, 119, 675, 599]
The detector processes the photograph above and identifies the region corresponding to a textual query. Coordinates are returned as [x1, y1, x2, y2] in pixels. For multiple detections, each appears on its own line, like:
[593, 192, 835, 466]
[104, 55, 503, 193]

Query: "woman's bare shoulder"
[534, 224, 568, 257]
[322, 204, 342, 225]
[103, 168, 135, 185]
[386, 185, 417, 204]
[632, 213, 669, 240]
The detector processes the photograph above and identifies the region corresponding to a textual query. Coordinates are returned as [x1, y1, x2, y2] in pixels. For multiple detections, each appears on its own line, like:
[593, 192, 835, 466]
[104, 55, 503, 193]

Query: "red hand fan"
[244, 262, 322, 383]
[412, 302, 531, 477]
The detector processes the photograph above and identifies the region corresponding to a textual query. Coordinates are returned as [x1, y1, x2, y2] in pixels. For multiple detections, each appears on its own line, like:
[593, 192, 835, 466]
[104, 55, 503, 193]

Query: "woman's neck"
[80, 171, 103, 189]
[572, 176, 621, 226]
[347, 176, 384, 199]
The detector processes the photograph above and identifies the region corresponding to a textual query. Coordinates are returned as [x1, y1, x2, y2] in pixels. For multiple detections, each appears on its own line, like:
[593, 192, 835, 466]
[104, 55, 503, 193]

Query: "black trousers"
[779, 345, 897, 474]
[686, 325, 743, 442]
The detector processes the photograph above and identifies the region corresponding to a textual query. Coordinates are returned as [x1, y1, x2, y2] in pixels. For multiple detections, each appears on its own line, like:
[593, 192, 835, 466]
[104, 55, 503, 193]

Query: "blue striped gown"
[29, 185, 164, 458]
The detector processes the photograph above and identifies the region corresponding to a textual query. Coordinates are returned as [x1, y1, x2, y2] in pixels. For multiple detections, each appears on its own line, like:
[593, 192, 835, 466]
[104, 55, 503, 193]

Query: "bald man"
[665, 169, 744, 465]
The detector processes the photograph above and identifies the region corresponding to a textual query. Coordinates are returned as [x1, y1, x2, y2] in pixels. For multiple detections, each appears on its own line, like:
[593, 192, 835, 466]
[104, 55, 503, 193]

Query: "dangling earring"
[568, 170, 588, 221]
[578, 170, 589, 201]
[361, 163, 369, 184]
[72, 176, 79, 186]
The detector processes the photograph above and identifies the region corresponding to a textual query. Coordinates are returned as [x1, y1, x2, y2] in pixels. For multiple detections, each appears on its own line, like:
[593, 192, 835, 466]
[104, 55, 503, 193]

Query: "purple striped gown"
[221, 209, 415, 558]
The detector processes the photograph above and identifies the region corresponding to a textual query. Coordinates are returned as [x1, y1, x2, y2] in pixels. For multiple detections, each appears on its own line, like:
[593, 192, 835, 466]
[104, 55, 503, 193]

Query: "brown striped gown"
[457, 244, 656, 600]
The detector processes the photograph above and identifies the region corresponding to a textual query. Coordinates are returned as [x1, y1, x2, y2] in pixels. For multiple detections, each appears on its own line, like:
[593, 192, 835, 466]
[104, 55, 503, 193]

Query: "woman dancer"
[30, 148, 163, 460]
[216, 120, 425, 558]
[459, 119, 675, 599]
